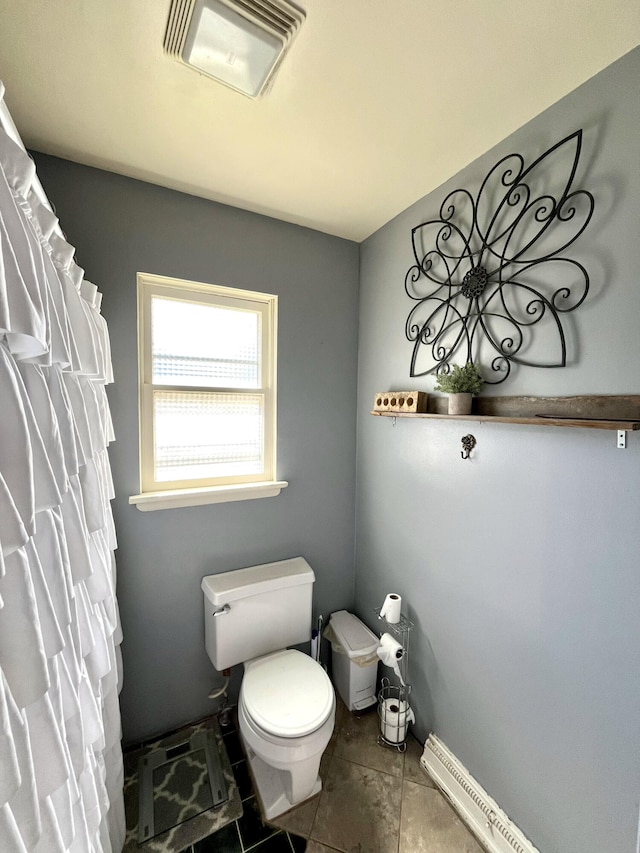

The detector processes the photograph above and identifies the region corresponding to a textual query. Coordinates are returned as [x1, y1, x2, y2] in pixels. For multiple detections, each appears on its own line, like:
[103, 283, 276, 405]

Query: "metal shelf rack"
[374, 608, 414, 751]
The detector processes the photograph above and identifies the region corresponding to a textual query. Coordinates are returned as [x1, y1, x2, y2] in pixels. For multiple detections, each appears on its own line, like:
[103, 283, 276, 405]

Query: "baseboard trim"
[420, 734, 540, 853]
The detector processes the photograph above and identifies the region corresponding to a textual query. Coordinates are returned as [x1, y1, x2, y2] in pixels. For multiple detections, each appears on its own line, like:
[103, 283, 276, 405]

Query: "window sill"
[129, 481, 289, 512]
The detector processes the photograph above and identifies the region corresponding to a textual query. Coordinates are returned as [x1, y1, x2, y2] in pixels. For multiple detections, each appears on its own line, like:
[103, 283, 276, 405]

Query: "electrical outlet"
[617, 430, 627, 449]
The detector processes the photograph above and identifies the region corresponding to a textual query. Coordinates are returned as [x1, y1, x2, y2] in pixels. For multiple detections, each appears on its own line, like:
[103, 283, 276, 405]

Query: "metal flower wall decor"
[404, 130, 595, 383]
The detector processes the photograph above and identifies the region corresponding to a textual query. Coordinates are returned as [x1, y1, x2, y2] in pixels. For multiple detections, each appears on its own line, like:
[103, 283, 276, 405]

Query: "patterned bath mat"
[123, 716, 243, 852]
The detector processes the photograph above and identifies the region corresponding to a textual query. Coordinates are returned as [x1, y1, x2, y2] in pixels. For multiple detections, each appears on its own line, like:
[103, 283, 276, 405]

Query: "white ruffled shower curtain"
[0, 83, 125, 852]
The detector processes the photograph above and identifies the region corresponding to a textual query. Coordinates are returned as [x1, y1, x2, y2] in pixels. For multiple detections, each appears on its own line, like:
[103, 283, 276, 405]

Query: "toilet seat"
[242, 649, 334, 738]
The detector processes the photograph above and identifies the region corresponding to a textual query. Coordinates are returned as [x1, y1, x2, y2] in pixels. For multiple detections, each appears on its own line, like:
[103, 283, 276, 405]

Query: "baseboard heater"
[420, 734, 540, 853]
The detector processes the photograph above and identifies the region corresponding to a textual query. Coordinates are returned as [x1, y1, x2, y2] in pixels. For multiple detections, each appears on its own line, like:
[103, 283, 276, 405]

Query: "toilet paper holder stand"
[378, 679, 413, 752]
[375, 608, 414, 751]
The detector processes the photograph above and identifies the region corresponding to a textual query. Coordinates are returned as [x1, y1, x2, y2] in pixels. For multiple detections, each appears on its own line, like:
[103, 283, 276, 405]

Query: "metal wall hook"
[461, 434, 476, 459]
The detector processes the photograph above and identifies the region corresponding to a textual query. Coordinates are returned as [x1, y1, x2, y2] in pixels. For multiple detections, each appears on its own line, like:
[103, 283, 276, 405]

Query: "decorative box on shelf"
[373, 391, 428, 414]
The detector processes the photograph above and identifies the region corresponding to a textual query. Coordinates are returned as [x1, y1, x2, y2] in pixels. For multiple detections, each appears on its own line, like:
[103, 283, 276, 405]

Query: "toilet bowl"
[201, 558, 337, 819]
[238, 649, 335, 818]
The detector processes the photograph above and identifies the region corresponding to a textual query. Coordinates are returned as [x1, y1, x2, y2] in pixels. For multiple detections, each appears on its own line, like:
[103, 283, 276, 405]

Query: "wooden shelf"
[370, 395, 640, 432]
[371, 411, 640, 430]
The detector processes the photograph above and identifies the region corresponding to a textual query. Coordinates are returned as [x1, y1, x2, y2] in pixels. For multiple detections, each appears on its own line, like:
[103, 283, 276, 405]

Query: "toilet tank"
[201, 557, 315, 670]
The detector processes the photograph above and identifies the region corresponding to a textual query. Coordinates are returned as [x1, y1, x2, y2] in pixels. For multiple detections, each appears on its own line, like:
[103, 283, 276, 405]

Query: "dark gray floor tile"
[238, 796, 279, 849]
[288, 832, 308, 851]
[249, 831, 304, 851]
[222, 729, 245, 765]
[233, 759, 254, 801]
[193, 820, 242, 852]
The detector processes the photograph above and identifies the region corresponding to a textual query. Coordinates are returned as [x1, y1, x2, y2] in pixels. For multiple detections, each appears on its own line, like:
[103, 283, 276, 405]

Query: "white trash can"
[325, 610, 380, 711]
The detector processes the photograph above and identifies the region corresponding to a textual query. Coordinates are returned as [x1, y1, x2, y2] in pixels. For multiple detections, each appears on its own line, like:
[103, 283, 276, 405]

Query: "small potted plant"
[434, 363, 483, 415]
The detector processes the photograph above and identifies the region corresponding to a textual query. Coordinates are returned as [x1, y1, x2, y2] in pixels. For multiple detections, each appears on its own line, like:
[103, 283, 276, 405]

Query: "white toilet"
[201, 557, 335, 819]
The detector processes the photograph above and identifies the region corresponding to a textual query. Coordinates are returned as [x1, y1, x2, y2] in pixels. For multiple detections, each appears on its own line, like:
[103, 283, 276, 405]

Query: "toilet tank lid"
[202, 557, 315, 605]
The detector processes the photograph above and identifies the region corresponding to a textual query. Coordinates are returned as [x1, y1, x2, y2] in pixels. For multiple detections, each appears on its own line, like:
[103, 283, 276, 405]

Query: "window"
[130, 273, 286, 511]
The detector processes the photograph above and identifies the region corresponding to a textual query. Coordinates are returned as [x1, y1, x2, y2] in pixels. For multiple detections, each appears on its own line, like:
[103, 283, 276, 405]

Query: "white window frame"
[129, 273, 287, 511]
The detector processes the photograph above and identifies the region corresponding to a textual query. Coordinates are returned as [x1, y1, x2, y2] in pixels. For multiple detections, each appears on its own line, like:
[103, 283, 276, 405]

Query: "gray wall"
[354, 48, 640, 853]
[33, 155, 360, 743]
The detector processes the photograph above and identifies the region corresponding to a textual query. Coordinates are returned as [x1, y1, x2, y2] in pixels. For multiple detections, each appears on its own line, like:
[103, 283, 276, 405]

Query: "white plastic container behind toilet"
[325, 611, 380, 711]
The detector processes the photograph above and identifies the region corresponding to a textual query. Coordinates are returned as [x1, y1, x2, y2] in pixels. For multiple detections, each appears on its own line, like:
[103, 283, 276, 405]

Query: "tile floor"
[188, 722, 308, 853]
[181, 697, 486, 853]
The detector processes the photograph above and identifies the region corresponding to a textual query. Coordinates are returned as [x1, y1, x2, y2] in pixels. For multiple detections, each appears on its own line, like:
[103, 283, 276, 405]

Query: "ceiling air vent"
[163, 0, 305, 98]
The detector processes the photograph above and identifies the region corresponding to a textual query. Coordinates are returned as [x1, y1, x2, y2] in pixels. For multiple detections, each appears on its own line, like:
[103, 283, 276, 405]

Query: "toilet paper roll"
[379, 593, 402, 624]
[376, 633, 405, 683]
[380, 698, 415, 743]
[377, 632, 404, 661]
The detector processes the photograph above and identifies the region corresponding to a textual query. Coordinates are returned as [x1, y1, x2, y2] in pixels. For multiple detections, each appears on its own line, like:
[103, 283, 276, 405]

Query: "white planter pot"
[448, 393, 473, 415]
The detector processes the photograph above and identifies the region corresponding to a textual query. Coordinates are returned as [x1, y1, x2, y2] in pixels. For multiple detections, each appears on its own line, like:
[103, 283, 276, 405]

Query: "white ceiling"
[1, 1, 638, 241]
